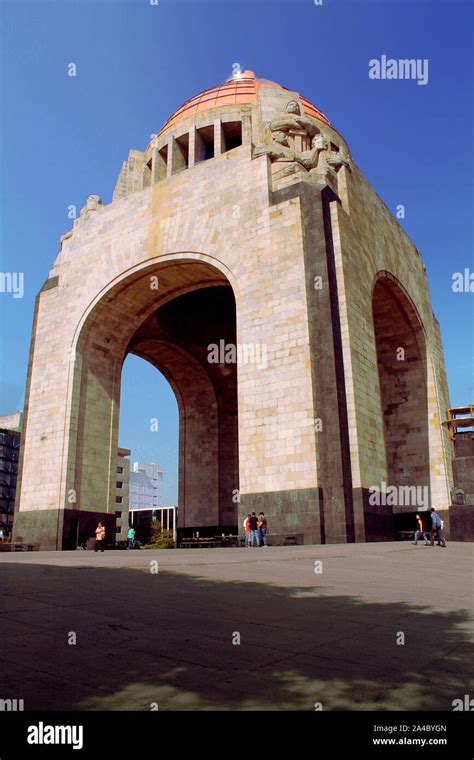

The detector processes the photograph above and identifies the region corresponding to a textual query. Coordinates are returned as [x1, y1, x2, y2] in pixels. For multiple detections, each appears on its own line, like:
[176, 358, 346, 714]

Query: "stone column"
[166, 136, 173, 179]
[151, 146, 166, 184]
[193, 128, 206, 164]
[214, 118, 224, 157]
[241, 107, 252, 145]
[188, 129, 196, 169]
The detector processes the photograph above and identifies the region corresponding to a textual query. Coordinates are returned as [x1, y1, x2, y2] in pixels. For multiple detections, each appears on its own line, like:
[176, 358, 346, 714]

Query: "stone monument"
[13, 70, 453, 548]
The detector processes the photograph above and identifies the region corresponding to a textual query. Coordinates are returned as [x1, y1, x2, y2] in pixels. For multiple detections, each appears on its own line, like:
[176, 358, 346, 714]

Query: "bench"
[180, 536, 238, 549]
[240, 533, 303, 547]
[180, 538, 220, 548]
[0, 542, 36, 552]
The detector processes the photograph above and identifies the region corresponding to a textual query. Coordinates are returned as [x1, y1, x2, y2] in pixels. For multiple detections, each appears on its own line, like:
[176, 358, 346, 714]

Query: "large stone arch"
[67, 257, 238, 532]
[14, 255, 239, 548]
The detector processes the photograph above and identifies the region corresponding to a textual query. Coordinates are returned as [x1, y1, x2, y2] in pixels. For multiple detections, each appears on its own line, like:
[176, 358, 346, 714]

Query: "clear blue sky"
[0, 0, 472, 504]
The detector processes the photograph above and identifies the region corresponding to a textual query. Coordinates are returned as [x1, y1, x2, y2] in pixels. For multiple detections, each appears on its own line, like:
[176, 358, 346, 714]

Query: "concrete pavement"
[1, 541, 472, 711]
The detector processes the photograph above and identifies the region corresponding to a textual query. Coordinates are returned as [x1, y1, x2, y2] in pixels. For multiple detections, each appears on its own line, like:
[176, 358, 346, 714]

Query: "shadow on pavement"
[1, 562, 472, 711]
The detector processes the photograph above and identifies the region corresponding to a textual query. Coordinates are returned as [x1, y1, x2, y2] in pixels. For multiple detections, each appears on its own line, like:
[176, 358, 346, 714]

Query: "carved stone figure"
[298, 133, 329, 171]
[253, 99, 351, 182]
[270, 100, 320, 148]
[451, 487, 466, 506]
[326, 150, 352, 173]
[252, 130, 296, 162]
[59, 229, 73, 249]
[60, 195, 104, 249]
[80, 194, 103, 219]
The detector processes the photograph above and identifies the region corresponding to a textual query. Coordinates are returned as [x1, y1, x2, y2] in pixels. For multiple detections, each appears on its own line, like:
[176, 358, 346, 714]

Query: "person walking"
[437, 518, 447, 547]
[94, 521, 106, 552]
[429, 508, 446, 547]
[248, 512, 259, 547]
[257, 511, 268, 547]
[127, 526, 136, 550]
[413, 514, 429, 545]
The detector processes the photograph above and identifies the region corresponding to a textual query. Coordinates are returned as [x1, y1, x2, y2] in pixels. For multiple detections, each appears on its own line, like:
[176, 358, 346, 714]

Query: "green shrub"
[140, 529, 176, 549]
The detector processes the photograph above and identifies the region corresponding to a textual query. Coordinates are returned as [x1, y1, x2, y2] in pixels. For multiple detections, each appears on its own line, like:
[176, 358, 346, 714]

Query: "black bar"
[0, 711, 472, 758]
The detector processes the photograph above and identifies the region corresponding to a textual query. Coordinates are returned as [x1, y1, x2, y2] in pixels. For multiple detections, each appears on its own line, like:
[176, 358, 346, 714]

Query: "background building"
[130, 505, 177, 543]
[445, 406, 474, 540]
[0, 412, 22, 538]
[130, 461, 163, 511]
[115, 447, 131, 542]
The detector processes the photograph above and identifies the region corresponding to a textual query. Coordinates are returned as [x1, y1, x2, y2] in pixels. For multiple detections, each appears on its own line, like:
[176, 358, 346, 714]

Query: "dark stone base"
[359, 487, 395, 542]
[13, 509, 117, 551]
[448, 505, 474, 541]
[239, 487, 399, 544]
[12, 510, 60, 551]
[359, 490, 452, 542]
[239, 488, 322, 545]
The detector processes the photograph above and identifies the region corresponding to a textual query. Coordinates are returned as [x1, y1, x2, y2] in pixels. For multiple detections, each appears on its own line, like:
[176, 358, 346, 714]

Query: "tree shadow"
[0, 562, 472, 711]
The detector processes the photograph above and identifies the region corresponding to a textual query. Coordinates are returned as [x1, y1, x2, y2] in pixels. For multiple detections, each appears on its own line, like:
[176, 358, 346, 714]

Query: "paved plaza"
[1, 542, 472, 711]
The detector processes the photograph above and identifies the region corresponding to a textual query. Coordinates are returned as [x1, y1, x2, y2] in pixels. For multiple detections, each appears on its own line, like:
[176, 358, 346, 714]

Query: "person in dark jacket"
[257, 512, 268, 547]
[429, 508, 446, 547]
[248, 512, 259, 547]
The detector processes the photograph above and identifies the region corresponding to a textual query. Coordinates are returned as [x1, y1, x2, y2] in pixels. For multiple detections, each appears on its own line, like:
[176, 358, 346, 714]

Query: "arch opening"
[372, 275, 430, 534]
[118, 354, 178, 545]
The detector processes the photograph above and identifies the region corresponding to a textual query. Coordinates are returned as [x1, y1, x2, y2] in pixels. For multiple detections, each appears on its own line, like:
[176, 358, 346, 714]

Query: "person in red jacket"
[412, 514, 429, 545]
[243, 514, 251, 547]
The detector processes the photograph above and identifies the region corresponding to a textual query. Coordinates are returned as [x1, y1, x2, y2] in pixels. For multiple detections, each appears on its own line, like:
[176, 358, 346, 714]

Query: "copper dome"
[157, 70, 332, 135]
